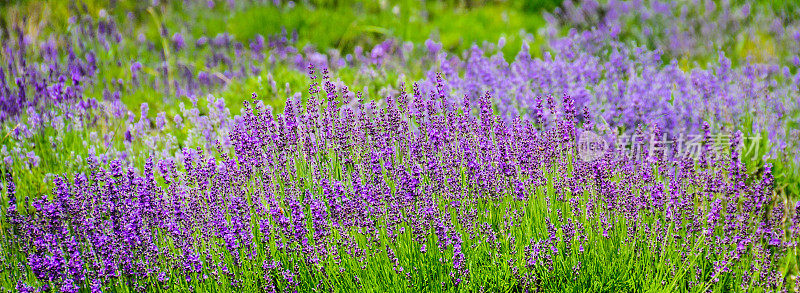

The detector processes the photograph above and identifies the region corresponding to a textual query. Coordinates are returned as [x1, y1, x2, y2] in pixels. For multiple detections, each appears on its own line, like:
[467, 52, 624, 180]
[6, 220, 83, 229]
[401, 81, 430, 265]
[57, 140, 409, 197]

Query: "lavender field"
[1, 0, 799, 292]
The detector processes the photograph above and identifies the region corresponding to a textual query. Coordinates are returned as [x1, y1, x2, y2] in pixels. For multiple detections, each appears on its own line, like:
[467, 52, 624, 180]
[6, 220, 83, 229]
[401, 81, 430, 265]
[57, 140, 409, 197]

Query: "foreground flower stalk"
[0, 69, 796, 292]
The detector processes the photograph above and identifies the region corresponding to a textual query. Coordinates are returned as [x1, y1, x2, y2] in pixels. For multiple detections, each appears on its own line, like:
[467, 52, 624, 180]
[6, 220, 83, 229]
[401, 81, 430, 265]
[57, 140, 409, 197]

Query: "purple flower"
[172, 33, 185, 51]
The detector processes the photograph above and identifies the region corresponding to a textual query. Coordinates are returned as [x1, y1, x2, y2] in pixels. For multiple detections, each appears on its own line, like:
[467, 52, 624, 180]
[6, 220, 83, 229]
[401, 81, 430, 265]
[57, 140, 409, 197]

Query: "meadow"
[0, 0, 799, 292]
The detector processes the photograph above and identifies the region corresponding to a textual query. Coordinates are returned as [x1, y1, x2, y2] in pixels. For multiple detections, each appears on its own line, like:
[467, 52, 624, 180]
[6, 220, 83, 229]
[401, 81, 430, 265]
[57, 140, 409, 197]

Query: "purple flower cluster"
[417, 26, 799, 163]
[548, 0, 800, 63]
[1, 72, 795, 291]
[0, 5, 411, 127]
[0, 9, 421, 177]
[0, 23, 102, 122]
